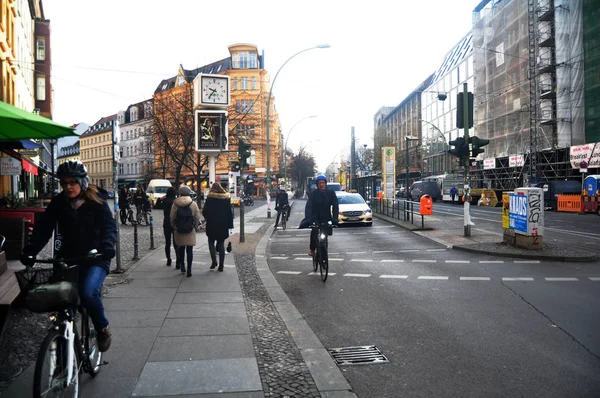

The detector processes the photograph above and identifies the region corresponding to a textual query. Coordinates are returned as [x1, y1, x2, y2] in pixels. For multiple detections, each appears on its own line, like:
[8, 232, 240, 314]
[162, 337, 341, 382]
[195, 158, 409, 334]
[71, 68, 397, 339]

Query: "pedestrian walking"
[170, 186, 201, 277]
[450, 186, 458, 203]
[161, 187, 179, 267]
[202, 182, 234, 272]
[118, 186, 130, 225]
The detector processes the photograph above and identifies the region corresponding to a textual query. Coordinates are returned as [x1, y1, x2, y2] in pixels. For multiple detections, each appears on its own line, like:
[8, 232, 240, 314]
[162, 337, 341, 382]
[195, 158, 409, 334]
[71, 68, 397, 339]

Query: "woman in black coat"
[161, 187, 179, 267]
[202, 182, 234, 272]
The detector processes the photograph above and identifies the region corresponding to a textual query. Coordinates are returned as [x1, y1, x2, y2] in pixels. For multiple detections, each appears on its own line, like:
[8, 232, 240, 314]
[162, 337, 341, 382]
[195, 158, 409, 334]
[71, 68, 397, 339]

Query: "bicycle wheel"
[319, 244, 328, 282]
[312, 247, 318, 272]
[81, 310, 102, 377]
[34, 329, 80, 398]
[281, 216, 286, 230]
[137, 212, 148, 226]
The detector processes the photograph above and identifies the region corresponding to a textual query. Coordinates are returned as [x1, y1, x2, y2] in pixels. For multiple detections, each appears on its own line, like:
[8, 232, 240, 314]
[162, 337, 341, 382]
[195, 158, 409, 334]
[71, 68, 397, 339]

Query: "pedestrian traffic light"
[469, 136, 489, 158]
[456, 92, 474, 129]
[238, 139, 252, 169]
[448, 137, 469, 159]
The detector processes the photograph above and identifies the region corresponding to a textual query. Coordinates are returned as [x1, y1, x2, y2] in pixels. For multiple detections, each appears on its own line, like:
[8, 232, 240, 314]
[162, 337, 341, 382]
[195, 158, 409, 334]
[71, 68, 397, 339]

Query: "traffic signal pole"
[462, 83, 472, 237]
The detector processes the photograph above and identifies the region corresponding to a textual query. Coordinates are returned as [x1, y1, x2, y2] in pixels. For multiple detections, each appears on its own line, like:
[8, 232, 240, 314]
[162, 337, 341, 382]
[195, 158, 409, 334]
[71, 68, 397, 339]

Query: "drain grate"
[328, 345, 389, 366]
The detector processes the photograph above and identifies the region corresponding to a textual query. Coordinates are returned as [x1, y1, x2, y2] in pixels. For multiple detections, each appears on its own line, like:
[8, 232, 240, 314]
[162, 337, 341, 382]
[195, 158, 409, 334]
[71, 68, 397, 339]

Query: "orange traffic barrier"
[557, 194, 582, 212]
[582, 195, 598, 212]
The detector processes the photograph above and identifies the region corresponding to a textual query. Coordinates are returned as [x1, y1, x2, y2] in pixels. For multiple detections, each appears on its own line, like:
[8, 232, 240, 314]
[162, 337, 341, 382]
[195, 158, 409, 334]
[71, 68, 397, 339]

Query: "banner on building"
[570, 142, 600, 169]
[509, 154, 525, 167]
[195, 110, 228, 152]
[381, 147, 395, 200]
[0, 157, 22, 175]
[483, 158, 496, 170]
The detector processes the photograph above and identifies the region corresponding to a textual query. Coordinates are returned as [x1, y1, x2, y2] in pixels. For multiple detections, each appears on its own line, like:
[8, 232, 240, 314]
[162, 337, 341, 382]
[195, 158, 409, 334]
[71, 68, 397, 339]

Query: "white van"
[146, 179, 173, 208]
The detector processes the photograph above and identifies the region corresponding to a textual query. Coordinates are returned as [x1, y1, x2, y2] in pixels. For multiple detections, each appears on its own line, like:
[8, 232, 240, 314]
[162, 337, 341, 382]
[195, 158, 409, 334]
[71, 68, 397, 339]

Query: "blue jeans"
[79, 265, 109, 332]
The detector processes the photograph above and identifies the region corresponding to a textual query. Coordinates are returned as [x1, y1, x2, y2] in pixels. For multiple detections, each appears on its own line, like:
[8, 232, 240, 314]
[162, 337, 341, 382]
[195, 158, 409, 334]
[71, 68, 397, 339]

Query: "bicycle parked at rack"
[310, 221, 336, 282]
[15, 251, 107, 398]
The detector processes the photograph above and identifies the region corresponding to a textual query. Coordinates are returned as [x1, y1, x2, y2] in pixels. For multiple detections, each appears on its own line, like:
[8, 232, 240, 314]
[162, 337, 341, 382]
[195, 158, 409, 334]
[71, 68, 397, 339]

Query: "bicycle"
[310, 221, 335, 282]
[136, 208, 151, 226]
[275, 205, 289, 230]
[15, 251, 107, 397]
[243, 195, 254, 206]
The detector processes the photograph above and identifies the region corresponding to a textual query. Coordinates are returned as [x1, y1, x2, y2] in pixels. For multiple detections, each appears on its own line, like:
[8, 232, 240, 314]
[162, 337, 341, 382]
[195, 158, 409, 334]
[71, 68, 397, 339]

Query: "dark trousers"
[177, 246, 193, 268]
[310, 228, 318, 251]
[208, 237, 225, 266]
[119, 207, 128, 224]
[163, 226, 179, 263]
[275, 206, 289, 227]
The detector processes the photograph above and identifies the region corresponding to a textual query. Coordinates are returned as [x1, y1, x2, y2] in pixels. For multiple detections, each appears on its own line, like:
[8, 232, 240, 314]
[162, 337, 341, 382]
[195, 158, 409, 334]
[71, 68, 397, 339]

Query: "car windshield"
[154, 186, 170, 194]
[337, 195, 365, 205]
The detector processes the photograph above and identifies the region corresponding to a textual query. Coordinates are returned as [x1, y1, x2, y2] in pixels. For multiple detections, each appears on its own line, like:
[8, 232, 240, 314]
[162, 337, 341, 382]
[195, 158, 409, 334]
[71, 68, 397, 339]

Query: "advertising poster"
[195, 111, 227, 151]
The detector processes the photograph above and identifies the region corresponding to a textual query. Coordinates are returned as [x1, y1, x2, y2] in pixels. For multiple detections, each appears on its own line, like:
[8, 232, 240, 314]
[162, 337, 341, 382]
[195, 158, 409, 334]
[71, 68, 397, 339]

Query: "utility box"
[508, 187, 544, 249]
[420, 194, 433, 215]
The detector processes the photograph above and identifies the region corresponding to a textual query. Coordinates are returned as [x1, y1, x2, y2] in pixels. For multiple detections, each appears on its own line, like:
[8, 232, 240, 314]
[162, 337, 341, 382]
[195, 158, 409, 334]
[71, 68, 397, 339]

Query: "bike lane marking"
[545, 278, 578, 281]
[417, 276, 449, 280]
[380, 275, 409, 279]
[460, 277, 491, 281]
[343, 273, 371, 277]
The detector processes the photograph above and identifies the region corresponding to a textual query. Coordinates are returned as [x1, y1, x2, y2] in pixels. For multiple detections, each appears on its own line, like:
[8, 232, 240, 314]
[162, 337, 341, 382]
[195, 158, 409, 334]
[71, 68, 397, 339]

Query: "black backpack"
[175, 203, 194, 233]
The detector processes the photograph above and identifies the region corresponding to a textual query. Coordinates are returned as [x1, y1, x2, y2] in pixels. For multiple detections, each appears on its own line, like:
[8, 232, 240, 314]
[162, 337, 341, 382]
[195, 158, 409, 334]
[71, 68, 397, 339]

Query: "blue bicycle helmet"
[315, 174, 328, 183]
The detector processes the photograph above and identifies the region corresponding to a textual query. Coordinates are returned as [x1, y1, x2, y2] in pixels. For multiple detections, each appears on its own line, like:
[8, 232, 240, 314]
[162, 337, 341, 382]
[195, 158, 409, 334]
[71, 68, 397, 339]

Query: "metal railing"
[370, 198, 426, 228]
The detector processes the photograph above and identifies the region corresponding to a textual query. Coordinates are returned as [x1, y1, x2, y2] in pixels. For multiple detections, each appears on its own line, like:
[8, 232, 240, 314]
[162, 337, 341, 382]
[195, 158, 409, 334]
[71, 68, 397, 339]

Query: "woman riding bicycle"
[299, 174, 339, 256]
[274, 186, 290, 229]
[20, 160, 117, 353]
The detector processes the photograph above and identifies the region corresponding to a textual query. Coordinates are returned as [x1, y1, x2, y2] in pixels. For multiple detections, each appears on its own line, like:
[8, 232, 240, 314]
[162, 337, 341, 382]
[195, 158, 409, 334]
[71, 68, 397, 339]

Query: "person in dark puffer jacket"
[202, 182, 234, 272]
[161, 187, 179, 267]
[21, 161, 117, 353]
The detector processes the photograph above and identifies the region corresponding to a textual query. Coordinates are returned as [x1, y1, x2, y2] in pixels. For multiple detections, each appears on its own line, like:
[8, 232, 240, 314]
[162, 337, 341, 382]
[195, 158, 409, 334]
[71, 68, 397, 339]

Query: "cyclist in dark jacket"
[274, 186, 290, 229]
[161, 187, 179, 267]
[132, 184, 150, 221]
[21, 161, 117, 353]
[299, 175, 339, 256]
[118, 186, 131, 224]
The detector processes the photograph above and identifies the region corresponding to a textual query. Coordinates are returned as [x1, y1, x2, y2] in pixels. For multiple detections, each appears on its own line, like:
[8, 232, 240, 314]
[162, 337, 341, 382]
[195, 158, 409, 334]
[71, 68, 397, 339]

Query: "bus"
[423, 174, 464, 202]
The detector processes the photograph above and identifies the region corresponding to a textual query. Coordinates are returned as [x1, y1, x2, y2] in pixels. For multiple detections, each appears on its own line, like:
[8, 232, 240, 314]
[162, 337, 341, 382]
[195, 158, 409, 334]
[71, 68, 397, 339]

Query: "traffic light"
[456, 92, 474, 129]
[448, 137, 469, 159]
[469, 136, 489, 158]
[238, 139, 252, 169]
[231, 160, 240, 172]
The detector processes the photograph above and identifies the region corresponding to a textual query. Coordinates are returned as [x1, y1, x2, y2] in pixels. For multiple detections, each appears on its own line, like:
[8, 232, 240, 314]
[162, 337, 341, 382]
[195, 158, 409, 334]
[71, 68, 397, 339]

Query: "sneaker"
[98, 326, 112, 353]
[308, 250, 314, 257]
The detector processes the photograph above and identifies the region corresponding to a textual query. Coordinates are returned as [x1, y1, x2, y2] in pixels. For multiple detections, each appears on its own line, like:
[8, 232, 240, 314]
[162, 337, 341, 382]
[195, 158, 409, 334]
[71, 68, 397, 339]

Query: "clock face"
[201, 76, 228, 105]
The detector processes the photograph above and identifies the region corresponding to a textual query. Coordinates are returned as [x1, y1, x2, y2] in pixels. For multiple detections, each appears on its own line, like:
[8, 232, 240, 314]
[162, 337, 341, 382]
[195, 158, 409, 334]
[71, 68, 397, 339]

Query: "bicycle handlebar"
[26, 250, 105, 269]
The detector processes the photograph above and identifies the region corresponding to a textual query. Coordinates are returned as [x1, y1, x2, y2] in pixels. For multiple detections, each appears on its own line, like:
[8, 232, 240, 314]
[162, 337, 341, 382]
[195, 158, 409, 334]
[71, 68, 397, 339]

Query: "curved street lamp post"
[284, 115, 317, 189]
[265, 44, 330, 217]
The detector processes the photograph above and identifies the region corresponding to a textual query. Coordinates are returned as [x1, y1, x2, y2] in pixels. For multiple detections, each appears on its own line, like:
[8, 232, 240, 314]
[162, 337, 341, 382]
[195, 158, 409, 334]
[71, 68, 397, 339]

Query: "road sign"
[580, 161, 588, 173]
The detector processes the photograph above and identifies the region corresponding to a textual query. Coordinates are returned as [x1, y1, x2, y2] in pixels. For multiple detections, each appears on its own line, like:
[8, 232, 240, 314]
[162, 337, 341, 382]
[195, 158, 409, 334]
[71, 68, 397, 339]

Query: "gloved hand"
[20, 245, 37, 267]
[100, 244, 116, 261]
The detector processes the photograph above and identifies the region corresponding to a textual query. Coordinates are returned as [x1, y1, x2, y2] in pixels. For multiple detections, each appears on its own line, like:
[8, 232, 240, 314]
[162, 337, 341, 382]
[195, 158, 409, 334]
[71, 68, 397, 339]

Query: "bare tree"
[289, 147, 316, 197]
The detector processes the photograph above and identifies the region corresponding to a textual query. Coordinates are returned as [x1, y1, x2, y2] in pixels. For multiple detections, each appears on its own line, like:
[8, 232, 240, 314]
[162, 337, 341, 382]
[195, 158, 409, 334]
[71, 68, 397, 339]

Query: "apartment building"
[117, 99, 153, 187]
[79, 115, 116, 189]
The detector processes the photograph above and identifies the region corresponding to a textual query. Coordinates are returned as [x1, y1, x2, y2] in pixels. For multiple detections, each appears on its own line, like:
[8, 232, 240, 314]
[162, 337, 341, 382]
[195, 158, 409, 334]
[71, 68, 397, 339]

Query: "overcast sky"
[44, 0, 476, 171]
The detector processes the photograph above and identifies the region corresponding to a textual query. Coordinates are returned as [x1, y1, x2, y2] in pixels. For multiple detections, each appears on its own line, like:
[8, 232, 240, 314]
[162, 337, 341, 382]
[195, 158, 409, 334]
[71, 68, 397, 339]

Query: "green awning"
[0, 101, 76, 140]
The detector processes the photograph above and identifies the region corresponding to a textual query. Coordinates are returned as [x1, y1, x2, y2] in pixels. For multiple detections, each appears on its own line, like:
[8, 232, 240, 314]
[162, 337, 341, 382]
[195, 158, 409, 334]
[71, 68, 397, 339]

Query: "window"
[36, 76, 46, 101]
[235, 124, 255, 136]
[36, 37, 45, 61]
[235, 100, 254, 114]
[251, 76, 256, 90]
[233, 78, 238, 90]
[241, 77, 248, 90]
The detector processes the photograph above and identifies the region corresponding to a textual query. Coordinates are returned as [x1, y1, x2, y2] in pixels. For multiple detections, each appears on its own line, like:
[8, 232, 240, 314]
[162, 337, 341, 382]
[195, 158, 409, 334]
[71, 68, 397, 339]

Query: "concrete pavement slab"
[103, 296, 173, 311]
[129, 270, 186, 279]
[104, 285, 177, 298]
[104, 309, 168, 328]
[177, 274, 242, 293]
[173, 291, 243, 304]
[80, 376, 138, 398]
[166, 302, 247, 318]
[132, 358, 261, 396]
[148, 335, 255, 362]
[159, 317, 250, 337]
[129, 278, 183, 288]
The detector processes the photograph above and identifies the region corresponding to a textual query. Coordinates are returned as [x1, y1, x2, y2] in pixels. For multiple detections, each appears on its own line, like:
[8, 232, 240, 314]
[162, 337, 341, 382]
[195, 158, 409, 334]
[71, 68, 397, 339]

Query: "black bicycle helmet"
[57, 161, 89, 191]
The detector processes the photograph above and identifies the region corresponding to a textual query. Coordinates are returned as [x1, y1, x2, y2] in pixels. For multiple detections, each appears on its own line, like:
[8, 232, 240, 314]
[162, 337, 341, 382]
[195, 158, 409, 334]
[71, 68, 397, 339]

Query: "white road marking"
[353, 233, 368, 235]
[270, 257, 289, 260]
[277, 271, 302, 275]
[479, 260, 504, 263]
[380, 275, 409, 279]
[347, 251, 367, 254]
[445, 260, 470, 263]
[308, 272, 337, 276]
[373, 225, 395, 228]
[294, 258, 313, 261]
[460, 277, 491, 281]
[502, 277, 534, 281]
[513, 260, 540, 264]
[413, 259, 437, 263]
[329, 252, 340, 255]
[588, 277, 600, 281]
[292, 254, 308, 256]
[373, 250, 394, 254]
[350, 259, 373, 262]
[381, 259, 405, 263]
[344, 273, 371, 277]
[427, 249, 446, 252]
[545, 277, 578, 281]
[329, 258, 344, 261]
[398, 249, 419, 252]
[418, 276, 448, 280]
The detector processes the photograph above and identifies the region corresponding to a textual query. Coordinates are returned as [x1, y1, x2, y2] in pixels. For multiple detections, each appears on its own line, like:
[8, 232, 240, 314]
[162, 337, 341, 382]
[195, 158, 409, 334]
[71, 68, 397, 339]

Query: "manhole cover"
[328, 345, 388, 365]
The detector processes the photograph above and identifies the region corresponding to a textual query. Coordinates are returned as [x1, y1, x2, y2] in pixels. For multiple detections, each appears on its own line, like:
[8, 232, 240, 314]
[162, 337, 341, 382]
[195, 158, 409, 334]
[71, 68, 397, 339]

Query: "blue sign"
[508, 193, 528, 233]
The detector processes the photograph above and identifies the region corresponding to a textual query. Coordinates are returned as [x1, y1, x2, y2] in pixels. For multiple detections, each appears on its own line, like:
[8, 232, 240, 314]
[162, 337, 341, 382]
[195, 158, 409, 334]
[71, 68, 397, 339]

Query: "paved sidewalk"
[2, 203, 356, 397]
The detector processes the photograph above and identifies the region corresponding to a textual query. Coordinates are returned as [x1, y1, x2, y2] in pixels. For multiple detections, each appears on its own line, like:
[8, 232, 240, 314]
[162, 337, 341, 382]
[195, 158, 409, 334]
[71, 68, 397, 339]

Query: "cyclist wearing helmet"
[20, 160, 117, 352]
[274, 186, 290, 229]
[300, 174, 339, 256]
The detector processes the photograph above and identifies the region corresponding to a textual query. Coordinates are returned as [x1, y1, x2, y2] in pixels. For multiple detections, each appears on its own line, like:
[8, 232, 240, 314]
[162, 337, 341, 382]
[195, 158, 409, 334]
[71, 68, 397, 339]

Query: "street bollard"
[149, 215, 156, 249]
[132, 221, 139, 260]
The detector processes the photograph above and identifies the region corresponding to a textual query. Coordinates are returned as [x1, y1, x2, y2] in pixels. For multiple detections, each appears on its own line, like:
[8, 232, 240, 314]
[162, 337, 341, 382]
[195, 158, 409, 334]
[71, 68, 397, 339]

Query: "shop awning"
[22, 158, 38, 175]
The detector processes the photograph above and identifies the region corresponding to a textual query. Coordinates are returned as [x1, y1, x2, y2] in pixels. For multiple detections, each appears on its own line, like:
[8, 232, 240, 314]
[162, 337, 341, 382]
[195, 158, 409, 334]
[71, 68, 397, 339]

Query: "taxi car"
[336, 192, 373, 226]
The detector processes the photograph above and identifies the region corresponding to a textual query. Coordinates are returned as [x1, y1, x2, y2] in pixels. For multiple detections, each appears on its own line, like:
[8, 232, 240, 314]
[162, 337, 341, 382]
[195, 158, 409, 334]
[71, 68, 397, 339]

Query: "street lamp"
[418, 119, 448, 173]
[265, 44, 330, 217]
[405, 135, 419, 200]
[284, 115, 317, 188]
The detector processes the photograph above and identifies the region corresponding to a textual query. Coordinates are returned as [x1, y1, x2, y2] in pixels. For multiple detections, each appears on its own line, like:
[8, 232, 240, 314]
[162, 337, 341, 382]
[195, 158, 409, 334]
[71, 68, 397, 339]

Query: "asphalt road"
[267, 199, 600, 397]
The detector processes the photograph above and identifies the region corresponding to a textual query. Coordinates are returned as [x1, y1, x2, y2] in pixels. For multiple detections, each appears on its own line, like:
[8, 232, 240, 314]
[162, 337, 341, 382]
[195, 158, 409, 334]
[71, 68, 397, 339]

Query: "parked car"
[410, 181, 441, 201]
[336, 192, 373, 226]
[327, 182, 342, 191]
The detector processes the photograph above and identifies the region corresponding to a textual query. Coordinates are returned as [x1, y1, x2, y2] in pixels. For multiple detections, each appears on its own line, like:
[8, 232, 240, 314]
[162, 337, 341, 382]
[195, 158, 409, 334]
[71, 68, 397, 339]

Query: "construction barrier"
[556, 194, 582, 212]
[582, 195, 598, 213]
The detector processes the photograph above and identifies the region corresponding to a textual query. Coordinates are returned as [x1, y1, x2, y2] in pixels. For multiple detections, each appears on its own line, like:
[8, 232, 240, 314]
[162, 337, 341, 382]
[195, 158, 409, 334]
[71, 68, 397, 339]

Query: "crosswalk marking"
[413, 259, 437, 263]
[418, 276, 448, 280]
[545, 277, 578, 281]
[479, 260, 504, 263]
[502, 277, 534, 281]
[380, 275, 409, 279]
[381, 259, 405, 263]
[445, 260, 470, 264]
[344, 273, 371, 277]
[350, 259, 373, 262]
[460, 277, 491, 281]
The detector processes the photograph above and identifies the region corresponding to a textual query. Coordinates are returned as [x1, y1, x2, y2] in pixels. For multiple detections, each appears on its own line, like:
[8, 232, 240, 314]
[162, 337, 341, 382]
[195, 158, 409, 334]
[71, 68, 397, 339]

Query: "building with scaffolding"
[471, 0, 588, 189]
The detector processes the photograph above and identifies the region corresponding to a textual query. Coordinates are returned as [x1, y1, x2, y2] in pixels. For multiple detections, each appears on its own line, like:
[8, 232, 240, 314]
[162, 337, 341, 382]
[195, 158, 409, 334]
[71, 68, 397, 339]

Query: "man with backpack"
[170, 186, 201, 277]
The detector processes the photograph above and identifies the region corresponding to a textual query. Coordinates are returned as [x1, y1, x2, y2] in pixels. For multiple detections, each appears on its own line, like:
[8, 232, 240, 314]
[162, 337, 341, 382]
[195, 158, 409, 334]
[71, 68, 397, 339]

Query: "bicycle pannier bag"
[176, 203, 194, 233]
[25, 281, 78, 313]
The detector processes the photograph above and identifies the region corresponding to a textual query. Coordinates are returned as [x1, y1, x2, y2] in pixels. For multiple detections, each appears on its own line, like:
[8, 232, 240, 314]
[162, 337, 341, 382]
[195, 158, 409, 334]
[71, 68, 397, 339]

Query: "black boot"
[208, 244, 217, 269]
[166, 258, 172, 266]
[180, 264, 186, 273]
[210, 262, 217, 269]
[187, 263, 192, 277]
[175, 262, 180, 270]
